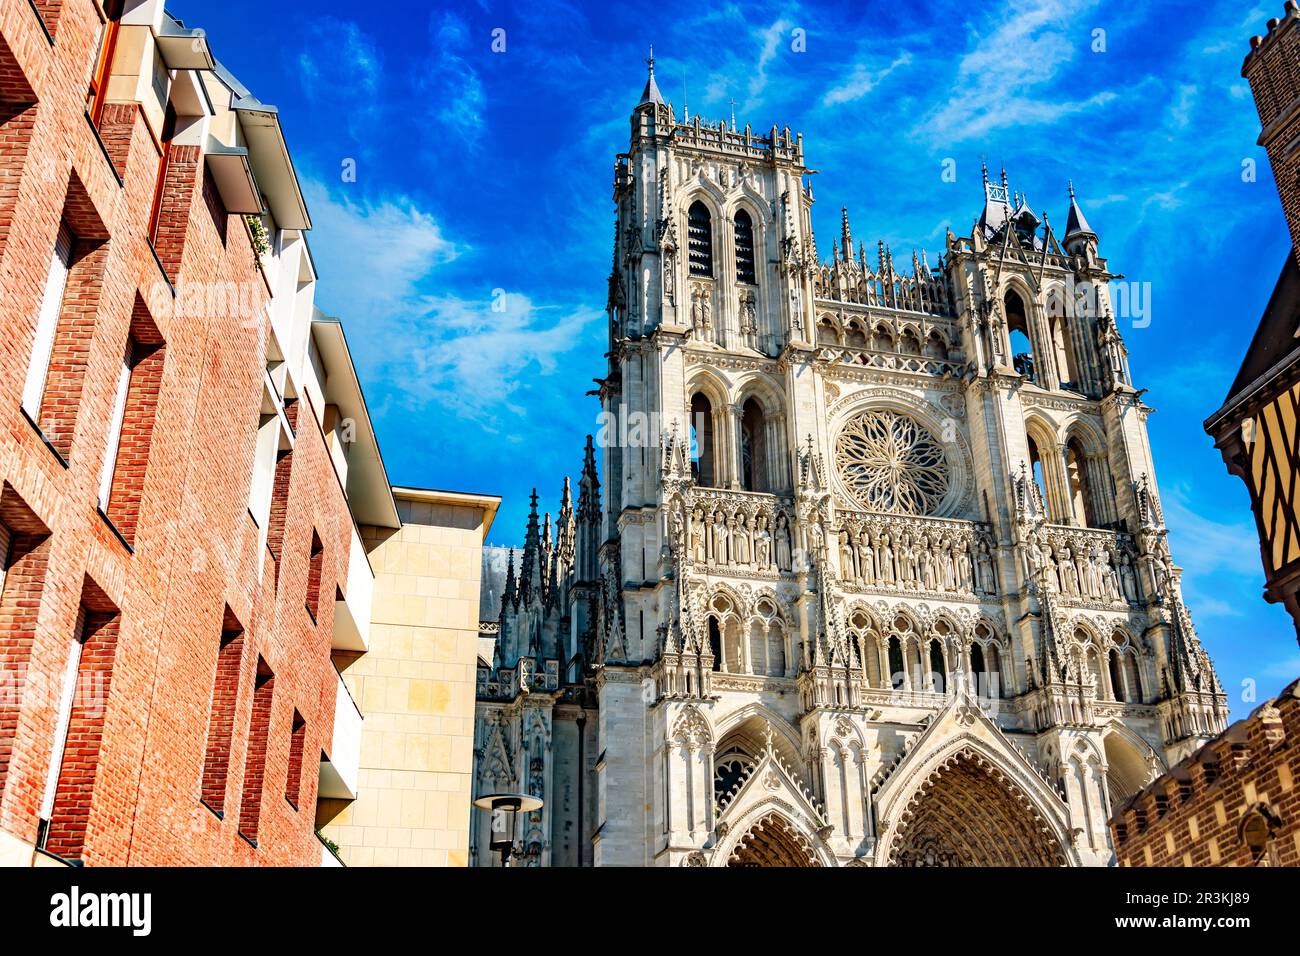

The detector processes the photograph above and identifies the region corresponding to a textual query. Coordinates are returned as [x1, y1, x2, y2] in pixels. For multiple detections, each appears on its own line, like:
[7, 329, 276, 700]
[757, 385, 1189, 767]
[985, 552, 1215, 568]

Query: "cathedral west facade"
[471, 60, 1229, 867]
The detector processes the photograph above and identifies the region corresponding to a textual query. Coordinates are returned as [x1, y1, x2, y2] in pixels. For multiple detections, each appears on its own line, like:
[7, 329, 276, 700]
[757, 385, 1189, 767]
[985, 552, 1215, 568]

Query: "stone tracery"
[836, 409, 949, 516]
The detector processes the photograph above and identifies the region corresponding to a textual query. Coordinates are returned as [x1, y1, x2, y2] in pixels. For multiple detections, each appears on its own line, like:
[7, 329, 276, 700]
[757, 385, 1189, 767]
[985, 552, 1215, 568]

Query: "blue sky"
[170, 0, 1299, 717]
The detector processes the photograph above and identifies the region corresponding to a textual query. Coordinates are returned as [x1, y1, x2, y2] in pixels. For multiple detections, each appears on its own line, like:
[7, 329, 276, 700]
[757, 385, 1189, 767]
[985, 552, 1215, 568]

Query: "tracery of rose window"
[835, 410, 949, 515]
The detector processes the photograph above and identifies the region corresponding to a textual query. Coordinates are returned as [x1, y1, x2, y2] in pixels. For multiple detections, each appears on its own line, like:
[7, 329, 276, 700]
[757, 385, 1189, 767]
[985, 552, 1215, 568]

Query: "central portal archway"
[888, 750, 1067, 867]
[727, 813, 821, 867]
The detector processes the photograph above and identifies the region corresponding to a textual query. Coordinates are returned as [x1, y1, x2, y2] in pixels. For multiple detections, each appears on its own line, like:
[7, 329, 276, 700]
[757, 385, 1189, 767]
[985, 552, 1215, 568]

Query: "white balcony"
[318, 668, 363, 800]
[332, 523, 373, 652]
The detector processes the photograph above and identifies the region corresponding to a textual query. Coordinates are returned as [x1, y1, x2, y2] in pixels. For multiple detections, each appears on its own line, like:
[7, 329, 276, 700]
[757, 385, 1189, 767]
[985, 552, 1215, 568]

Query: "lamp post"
[473, 792, 543, 866]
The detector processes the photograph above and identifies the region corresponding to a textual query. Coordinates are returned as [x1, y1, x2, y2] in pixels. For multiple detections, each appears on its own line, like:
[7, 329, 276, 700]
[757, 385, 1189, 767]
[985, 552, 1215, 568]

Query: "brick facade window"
[0, 37, 38, 259]
[39, 578, 120, 862]
[200, 612, 245, 816]
[0, 485, 51, 799]
[97, 302, 165, 545]
[284, 710, 305, 810]
[20, 221, 74, 422]
[305, 530, 323, 623]
[237, 658, 275, 846]
[85, 1, 124, 127]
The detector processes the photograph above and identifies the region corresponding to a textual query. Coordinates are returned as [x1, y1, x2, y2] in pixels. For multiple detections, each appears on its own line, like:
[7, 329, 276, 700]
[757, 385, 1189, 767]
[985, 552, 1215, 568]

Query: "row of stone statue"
[1024, 535, 1140, 604]
[836, 525, 997, 596]
[687, 506, 795, 572]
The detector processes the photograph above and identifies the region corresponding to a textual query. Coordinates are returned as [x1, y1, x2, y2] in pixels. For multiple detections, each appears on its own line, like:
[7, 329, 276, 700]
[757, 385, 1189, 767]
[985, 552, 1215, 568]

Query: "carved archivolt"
[886, 748, 1068, 867]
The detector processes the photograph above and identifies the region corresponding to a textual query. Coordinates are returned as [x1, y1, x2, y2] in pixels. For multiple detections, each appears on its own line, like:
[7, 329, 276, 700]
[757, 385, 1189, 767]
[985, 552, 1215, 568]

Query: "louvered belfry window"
[735, 209, 756, 283]
[688, 201, 713, 277]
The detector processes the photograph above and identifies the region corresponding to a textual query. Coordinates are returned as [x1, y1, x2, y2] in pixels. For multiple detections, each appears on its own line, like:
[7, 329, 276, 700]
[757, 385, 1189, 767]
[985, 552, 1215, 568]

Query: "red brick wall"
[200, 624, 244, 815]
[0, 2, 361, 866]
[284, 709, 305, 809]
[1110, 681, 1300, 866]
[37, 238, 108, 459]
[1245, 12, 1300, 272]
[44, 606, 120, 860]
[0, 531, 50, 793]
[238, 662, 275, 845]
[150, 144, 198, 281]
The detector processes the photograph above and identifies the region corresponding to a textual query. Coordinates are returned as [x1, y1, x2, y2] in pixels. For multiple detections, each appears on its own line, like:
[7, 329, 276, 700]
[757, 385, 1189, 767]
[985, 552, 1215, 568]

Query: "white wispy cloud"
[296, 18, 384, 140]
[302, 180, 598, 434]
[423, 12, 486, 143]
[918, 0, 1117, 143]
[822, 52, 912, 107]
[404, 294, 602, 432]
[303, 180, 461, 318]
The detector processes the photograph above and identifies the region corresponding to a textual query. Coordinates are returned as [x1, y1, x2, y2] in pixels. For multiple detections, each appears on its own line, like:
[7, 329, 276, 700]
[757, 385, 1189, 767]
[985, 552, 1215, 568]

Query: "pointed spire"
[502, 547, 518, 611]
[638, 45, 665, 108]
[519, 488, 542, 603]
[1064, 179, 1096, 239]
[840, 206, 852, 260]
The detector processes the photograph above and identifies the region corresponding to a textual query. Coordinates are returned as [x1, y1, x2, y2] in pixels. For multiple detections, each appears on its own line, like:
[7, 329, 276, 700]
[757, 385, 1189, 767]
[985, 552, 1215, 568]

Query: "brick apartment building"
[1111, 2, 1300, 868]
[0, 0, 421, 866]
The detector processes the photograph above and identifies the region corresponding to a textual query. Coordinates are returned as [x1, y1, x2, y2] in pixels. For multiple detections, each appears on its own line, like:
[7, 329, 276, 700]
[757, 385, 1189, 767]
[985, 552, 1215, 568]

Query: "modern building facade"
[319, 487, 499, 866]
[0, 1, 412, 866]
[472, 60, 1228, 867]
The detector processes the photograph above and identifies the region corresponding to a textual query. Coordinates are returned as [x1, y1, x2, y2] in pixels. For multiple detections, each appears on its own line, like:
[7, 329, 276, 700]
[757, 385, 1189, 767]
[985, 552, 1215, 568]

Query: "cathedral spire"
[840, 206, 853, 261]
[520, 488, 542, 604]
[1064, 180, 1096, 241]
[638, 45, 665, 108]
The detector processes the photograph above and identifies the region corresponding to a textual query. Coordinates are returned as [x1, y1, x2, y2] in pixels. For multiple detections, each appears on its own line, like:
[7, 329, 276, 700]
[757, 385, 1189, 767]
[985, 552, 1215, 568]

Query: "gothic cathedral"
[472, 60, 1229, 867]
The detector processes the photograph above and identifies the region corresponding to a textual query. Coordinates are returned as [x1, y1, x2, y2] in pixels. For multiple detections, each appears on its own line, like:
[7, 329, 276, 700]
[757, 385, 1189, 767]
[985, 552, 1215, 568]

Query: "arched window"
[734, 209, 756, 284]
[816, 317, 839, 346]
[1027, 436, 1050, 514]
[929, 642, 947, 693]
[690, 392, 716, 487]
[1108, 649, 1124, 702]
[688, 201, 713, 277]
[1124, 653, 1143, 703]
[845, 321, 867, 348]
[899, 330, 922, 355]
[888, 637, 905, 689]
[1050, 315, 1078, 388]
[740, 398, 766, 493]
[924, 331, 947, 360]
[986, 644, 1004, 697]
[707, 616, 722, 672]
[1005, 289, 1035, 382]
[1066, 438, 1097, 527]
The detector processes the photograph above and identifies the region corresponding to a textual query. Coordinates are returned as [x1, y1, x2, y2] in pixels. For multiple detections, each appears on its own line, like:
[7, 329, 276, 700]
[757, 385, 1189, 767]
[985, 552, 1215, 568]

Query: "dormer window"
[688, 201, 712, 277]
[734, 209, 756, 284]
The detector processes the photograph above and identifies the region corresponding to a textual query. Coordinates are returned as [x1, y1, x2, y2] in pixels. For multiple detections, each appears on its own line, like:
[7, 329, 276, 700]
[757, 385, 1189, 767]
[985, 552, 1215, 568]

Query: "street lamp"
[473, 792, 543, 866]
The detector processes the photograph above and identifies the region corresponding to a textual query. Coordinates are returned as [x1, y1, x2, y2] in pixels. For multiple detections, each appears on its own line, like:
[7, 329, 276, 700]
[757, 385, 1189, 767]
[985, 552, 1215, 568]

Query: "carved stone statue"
[839, 529, 856, 581]
[775, 513, 792, 571]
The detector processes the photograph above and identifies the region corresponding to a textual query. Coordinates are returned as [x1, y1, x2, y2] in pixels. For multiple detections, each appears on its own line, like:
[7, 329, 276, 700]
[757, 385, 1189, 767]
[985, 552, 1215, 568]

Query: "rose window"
[835, 410, 949, 515]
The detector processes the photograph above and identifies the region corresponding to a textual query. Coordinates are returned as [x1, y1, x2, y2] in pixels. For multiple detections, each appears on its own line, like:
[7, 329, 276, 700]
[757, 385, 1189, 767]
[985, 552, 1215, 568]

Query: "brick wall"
[0, 2, 361, 865]
[1110, 679, 1300, 866]
[1244, 4, 1300, 271]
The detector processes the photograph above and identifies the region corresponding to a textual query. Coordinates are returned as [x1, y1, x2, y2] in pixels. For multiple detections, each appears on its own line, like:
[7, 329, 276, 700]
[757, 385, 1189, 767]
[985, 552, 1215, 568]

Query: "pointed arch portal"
[727, 813, 821, 867]
[888, 750, 1067, 867]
